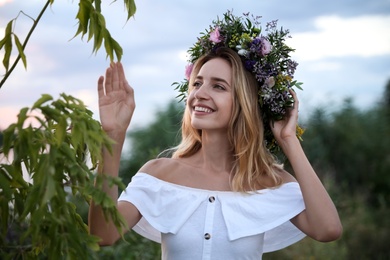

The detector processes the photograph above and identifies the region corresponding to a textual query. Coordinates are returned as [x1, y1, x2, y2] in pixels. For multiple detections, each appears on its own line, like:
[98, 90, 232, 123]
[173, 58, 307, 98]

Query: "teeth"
[194, 106, 213, 113]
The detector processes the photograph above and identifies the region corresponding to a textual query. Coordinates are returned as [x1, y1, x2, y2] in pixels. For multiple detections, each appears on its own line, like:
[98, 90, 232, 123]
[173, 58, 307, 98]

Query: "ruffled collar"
[120, 173, 305, 244]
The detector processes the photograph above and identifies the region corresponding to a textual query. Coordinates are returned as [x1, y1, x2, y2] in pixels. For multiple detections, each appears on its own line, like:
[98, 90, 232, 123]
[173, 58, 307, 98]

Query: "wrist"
[278, 136, 302, 155]
[105, 129, 127, 143]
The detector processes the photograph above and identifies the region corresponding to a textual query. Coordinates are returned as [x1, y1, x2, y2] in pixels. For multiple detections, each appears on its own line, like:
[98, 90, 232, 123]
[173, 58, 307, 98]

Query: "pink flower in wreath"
[209, 27, 221, 43]
[261, 37, 272, 55]
[185, 63, 194, 81]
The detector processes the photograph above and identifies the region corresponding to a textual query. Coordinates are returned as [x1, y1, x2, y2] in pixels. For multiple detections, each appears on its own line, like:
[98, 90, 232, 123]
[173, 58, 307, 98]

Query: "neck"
[196, 130, 234, 173]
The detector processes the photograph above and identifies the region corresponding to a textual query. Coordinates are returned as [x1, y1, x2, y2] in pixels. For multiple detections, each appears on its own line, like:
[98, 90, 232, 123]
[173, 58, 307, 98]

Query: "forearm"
[281, 137, 342, 240]
[88, 132, 125, 245]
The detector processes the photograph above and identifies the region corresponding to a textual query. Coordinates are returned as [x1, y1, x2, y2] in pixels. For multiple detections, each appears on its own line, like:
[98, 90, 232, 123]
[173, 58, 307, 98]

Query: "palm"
[98, 63, 135, 134]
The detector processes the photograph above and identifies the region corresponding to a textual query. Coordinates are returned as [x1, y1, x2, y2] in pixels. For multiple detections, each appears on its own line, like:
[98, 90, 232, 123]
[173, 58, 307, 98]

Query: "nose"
[194, 85, 209, 100]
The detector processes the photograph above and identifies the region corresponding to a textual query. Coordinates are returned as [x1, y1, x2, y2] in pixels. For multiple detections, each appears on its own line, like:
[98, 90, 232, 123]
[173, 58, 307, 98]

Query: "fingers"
[117, 62, 134, 95]
[99, 62, 133, 96]
[104, 65, 113, 93]
[112, 62, 121, 91]
[118, 62, 126, 82]
[288, 89, 299, 118]
[97, 75, 105, 98]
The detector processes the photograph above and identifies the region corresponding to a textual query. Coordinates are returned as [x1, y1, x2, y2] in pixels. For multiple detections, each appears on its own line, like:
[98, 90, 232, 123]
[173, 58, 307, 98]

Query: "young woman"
[89, 12, 342, 259]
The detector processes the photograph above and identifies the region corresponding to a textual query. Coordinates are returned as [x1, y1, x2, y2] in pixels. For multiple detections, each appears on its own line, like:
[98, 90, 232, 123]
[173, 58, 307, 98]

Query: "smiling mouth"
[194, 106, 214, 113]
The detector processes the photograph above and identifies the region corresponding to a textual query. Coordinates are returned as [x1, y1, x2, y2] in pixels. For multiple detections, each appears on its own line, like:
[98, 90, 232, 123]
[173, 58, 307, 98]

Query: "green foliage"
[302, 98, 390, 206]
[73, 0, 136, 61]
[0, 0, 137, 88]
[0, 18, 27, 74]
[383, 79, 390, 119]
[98, 232, 161, 259]
[296, 96, 390, 259]
[340, 193, 390, 260]
[0, 94, 127, 259]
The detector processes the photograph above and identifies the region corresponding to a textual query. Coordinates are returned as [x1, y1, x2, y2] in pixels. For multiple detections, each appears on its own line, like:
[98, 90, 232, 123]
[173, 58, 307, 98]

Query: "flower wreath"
[173, 10, 304, 154]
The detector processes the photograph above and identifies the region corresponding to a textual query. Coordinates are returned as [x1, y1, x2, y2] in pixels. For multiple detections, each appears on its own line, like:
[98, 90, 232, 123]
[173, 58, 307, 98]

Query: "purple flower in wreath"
[250, 36, 272, 56]
[249, 37, 262, 55]
[244, 60, 256, 71]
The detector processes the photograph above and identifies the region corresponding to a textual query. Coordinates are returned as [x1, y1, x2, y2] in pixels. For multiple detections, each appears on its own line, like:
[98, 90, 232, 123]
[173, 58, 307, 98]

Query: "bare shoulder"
[138, 158, 181, 180]
[138, 157, 198, 187]
[274, 166, 297, 184]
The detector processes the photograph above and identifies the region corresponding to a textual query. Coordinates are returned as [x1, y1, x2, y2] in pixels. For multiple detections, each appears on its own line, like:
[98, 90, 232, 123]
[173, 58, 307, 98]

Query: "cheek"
[225, 98, 235, 119]
[187, 91, 195, 106]
[222, 96, 234, 110]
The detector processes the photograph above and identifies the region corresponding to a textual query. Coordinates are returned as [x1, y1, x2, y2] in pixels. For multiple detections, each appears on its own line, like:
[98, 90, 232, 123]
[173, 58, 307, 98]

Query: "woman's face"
[187, 57, 233, 132]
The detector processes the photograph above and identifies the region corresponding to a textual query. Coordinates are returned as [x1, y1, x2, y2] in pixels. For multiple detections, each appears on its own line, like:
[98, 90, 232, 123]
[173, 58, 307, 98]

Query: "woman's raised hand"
[97, 62, 135, 138]
[271, 90, 299, 148]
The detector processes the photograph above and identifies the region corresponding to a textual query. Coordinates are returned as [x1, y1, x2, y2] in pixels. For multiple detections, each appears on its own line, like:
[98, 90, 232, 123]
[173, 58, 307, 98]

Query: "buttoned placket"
[201, 194, 217, 260]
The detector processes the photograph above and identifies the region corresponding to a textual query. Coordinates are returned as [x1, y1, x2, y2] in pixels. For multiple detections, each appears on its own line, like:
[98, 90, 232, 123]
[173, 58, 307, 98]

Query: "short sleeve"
[118, 173, 209, 243]
[219, 182, 306, 251]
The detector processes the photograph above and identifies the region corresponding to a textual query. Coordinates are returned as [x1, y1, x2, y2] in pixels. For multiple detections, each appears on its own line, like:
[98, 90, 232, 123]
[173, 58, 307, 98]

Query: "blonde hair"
[172, 47, 283, 191]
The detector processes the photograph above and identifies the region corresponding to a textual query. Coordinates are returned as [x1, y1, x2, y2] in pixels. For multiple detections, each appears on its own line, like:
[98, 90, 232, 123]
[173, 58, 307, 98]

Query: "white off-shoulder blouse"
[118, 172, 306, 260]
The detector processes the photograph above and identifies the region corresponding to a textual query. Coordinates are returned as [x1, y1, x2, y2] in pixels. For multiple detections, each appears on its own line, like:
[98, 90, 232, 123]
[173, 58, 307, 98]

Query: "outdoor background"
[0, 0, 389, 130]
[1, 0, 389, 259]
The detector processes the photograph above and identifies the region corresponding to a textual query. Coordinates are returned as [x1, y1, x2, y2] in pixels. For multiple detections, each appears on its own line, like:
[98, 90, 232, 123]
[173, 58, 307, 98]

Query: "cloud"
[0, 0, 12, 7]
[306, 61, 343, 72]
[287, 15, 390, 61]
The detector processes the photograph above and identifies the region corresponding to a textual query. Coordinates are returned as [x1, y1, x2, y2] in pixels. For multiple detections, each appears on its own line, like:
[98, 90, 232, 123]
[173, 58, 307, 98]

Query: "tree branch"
[0, 0, 51, 89]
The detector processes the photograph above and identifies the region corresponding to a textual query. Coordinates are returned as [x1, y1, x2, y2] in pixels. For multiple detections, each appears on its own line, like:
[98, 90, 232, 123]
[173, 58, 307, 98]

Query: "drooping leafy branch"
[0, 93, 128, 258]
[0, 0, 137, 257]
[0, 0, 136, 89]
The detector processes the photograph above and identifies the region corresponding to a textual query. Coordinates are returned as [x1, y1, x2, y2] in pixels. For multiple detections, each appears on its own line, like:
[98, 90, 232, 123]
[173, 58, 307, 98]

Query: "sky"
[0, 0, 389, 131]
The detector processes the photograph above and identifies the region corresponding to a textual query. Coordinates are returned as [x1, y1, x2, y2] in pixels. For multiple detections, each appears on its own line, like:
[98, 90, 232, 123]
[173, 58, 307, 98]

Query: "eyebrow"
[196, 75, 231, 87]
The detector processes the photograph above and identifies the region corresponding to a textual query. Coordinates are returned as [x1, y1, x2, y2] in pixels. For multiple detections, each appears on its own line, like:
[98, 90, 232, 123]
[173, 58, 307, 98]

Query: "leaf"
[89, 12, 104, 54]
[41, 167, 56, 206]
[32, 94, 53, 109]
[0, 195, 10, 234]
[55, 117, 67, 146]
[16, 107, 29, 126]
[2, 123, 16, 156]
[291, 80, 304, 91]
[104, 29, 123, 61]
[93, 13, 106, 52]
[94, 0, 102, 13]
[0, 167, 12, 199]
[40, 106, 62, 122]
[73, 0, 92, 39]
[124, 0, 137, 20]
[112, 38, 123, 62]
[87, 10, 96, 42]
[2, 20, 13, 71]
[13, 33, 27, 69]
[59, 142, 77, 163]
[0, 35, 6, 49]
[102, 29, 114, 61]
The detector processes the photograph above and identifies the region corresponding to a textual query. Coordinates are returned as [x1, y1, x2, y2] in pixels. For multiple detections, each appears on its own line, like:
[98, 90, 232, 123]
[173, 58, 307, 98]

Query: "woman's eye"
[193, 81, 202, 88]
[214, 84, 225, 90]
